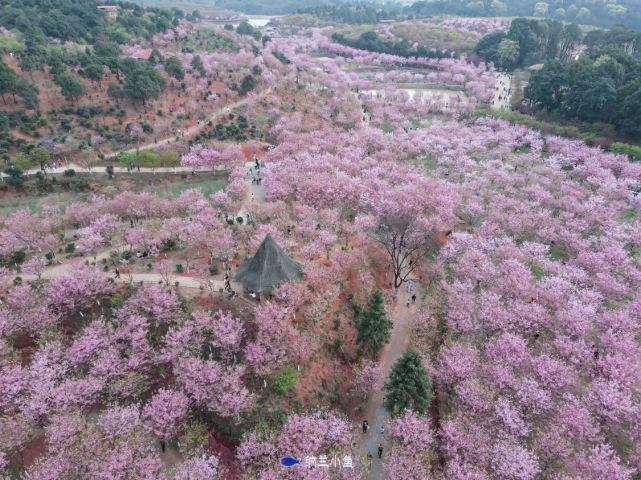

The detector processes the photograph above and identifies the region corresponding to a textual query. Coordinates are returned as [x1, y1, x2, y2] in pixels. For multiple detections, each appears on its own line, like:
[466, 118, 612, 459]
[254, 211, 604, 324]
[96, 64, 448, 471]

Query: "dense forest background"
[470, 17, 641, 142]
[0, 0, 187, 159]
[409, 0, 641, 30]
[203, 0, 641, 30]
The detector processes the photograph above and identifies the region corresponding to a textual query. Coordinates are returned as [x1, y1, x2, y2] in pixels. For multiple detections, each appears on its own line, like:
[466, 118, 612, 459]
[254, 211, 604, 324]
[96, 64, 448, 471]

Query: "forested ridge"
[470, 18, 641, 141]
[0, 0, 186, 43]
[409, 0, 641, 30]
[524, 51, 641, 139]
[211, 0, 641, 30]
[331, 31, 454, 59]
[0, 0, 189, 160]
[474, 18, 583, 69]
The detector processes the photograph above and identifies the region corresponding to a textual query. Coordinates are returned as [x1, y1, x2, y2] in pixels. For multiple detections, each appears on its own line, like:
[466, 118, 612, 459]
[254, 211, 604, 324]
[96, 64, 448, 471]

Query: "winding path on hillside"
[104, 89, 271, 159]
[1, 89, 271, 178]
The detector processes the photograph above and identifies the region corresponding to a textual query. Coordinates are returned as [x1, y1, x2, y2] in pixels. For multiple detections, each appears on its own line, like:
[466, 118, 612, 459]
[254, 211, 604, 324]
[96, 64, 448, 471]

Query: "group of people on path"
[249, 155, 264, 186]
[223, 270, 235, 297]
[405, 279, 416, 308]
[494, 75, 511, 109]
[362, 420, 384, 459]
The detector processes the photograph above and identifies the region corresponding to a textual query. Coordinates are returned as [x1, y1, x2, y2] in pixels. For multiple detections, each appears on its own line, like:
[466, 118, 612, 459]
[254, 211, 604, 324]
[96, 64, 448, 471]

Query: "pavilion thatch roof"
[235, 234, 303, 294]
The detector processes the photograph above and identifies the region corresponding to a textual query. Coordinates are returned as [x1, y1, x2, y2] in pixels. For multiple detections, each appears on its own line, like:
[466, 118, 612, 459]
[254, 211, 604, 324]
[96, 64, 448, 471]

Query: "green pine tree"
[356, 290, 393, 359]
[384, 349, 433, 416]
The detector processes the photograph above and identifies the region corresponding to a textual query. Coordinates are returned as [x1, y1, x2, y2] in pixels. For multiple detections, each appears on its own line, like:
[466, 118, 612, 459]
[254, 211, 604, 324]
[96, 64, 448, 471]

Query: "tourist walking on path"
[362, 420, 369, 433]
[377, 444, 383, 458]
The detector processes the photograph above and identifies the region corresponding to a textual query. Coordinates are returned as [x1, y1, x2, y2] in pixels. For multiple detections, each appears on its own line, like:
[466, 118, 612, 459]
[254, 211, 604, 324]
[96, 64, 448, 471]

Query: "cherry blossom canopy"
[235, 234, 303, 293]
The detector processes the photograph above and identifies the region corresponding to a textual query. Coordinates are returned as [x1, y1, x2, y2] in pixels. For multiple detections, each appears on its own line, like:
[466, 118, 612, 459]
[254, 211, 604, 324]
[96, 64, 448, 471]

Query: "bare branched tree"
[370, 216, 433, 289]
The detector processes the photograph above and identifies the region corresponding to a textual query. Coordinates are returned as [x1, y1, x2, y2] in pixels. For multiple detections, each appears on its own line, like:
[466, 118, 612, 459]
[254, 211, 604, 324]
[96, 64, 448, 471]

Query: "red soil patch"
[1, 55, 238, 158]
[210, 81, 226, 95]
[435, 231, 449, 245]
[20, 434, 46, 470]
[297, 359, 335, 402]
[194, 294, 255, 321]
[208, 433, 239, 480]
[294, 259, 365, 407]
[240, 142, 268, 161]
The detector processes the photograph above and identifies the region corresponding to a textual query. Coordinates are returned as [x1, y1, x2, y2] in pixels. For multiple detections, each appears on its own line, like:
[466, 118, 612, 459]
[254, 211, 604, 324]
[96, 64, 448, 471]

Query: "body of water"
[246, 15, 279, 27]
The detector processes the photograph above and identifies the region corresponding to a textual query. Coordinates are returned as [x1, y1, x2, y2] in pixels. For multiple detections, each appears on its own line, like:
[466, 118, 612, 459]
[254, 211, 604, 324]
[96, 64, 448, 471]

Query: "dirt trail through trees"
[105, 89, 271, 159]
[359, 291, 415, 479]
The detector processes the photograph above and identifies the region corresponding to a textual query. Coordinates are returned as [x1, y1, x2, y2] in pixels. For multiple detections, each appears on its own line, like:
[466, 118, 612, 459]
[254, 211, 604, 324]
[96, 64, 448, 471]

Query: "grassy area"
[0, 34, 22, 53]
[391, 22, 478, 52]
[0, 174, 228, 216]
[620, 208, 638, 223]
[182, 28, 239, 53]
[528, 261, 545, 281]
[549, 242, 570, 262]
[424, 154, 440, 174]
[116, 150, 181, 168]
[0, 191, 89, 217]
[334, 24, 376, 40]
[275, 14, 335, 29]
[148, 178, 228, 197]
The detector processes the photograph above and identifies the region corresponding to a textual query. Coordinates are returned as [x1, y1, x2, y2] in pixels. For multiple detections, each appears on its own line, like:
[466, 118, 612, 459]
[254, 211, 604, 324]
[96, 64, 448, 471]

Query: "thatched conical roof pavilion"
[235, 234, 303, 294]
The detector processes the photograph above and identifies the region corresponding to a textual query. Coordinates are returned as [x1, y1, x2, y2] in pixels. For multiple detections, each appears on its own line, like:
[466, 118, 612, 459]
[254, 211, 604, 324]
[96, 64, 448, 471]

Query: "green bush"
[110, 293, 124, 309]
[7, 251, 26, 266]
[63, 169, 76, 177]
[273, 366, 298, 396]
[161, 238, 177, 252]
[65, 243, 76, 254]
[209, 264, 219, 275]
[175, 264, 184, 273]
[610, 142, 641, 162]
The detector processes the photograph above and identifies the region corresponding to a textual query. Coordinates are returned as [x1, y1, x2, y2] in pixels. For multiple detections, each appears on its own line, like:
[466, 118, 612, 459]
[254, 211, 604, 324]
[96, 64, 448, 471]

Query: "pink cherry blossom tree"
[143, 388, 190, 440]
